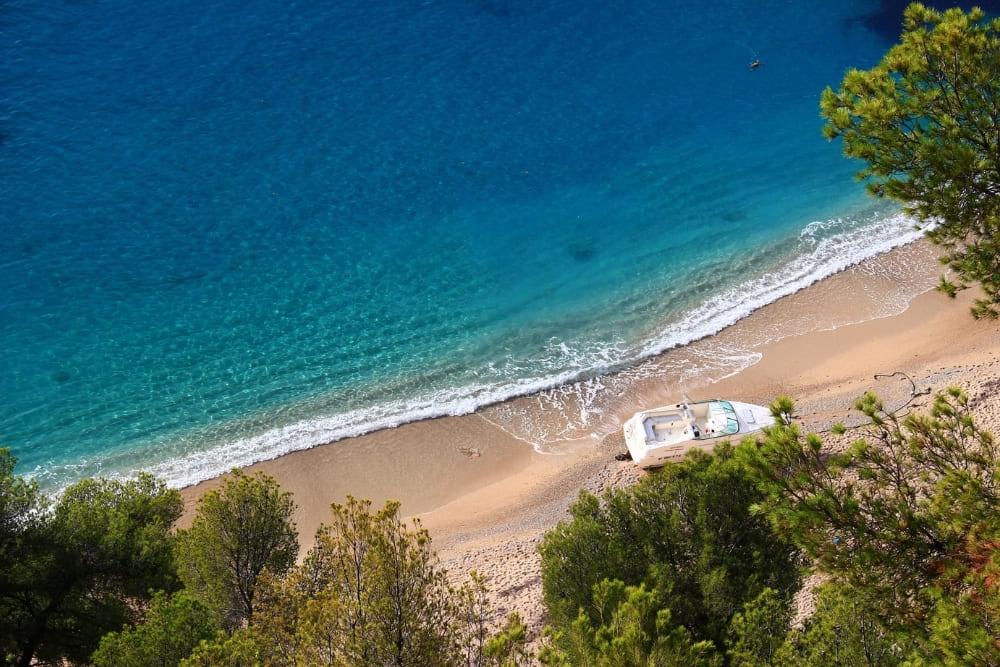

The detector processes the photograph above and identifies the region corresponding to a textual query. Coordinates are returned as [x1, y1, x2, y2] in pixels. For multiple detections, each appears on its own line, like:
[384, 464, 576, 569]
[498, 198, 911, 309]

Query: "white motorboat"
[622, 398, 774, 468]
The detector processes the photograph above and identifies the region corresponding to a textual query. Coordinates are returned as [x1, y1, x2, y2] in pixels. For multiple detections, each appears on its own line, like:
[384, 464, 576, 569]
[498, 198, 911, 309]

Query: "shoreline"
[179, 238, 1000, 633]
[179, 239, 945, 523]
[135, 219, 928, 497]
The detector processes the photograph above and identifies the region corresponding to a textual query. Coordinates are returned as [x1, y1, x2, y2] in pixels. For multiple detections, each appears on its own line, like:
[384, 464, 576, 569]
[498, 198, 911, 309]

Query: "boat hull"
[623, 399, 773, 468]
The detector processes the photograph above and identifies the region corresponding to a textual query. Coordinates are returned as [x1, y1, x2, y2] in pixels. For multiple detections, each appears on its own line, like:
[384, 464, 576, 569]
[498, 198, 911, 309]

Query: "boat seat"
[645, 413, 684, 440]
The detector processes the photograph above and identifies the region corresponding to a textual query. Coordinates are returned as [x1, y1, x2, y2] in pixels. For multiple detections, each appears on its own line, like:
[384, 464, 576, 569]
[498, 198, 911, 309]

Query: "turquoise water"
[1, 1, 934, 491]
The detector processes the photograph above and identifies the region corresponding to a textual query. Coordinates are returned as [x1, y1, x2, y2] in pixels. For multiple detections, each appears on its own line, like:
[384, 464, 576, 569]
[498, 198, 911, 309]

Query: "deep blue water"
[2, 0, 925, 491]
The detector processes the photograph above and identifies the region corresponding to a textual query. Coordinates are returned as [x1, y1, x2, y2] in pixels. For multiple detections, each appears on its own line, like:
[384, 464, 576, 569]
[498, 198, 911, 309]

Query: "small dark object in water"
[52, 370, 71, 383]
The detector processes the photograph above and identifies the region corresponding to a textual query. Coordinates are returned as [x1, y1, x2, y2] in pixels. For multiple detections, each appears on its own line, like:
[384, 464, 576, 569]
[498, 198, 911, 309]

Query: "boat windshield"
[693, 401, 740, 439]
[716, 401, 740, 434]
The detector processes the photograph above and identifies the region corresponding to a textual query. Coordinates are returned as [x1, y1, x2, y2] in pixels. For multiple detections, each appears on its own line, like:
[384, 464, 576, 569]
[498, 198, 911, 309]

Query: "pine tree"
[175, 468, 298, 631]
[821, 3, 1000, 318]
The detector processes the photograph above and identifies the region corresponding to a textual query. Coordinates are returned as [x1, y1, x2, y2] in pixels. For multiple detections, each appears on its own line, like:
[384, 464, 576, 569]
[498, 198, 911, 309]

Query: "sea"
[1, 0, 980, 493]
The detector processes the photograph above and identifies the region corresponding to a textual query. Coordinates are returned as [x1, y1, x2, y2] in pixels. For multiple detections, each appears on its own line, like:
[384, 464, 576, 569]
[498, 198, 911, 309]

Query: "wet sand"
[179, 238, 1000, 638]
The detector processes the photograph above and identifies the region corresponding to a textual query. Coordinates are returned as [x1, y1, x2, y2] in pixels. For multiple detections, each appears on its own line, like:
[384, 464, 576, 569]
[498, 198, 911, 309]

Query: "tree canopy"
[91, 590, 216, 667]
[820, 3, 1000, 318]
[538, 386, 1000, 664]
[741, 388, 1000, 665]
[0, 452, 183, 667]
[183, 495, 530, 666]
[1, 455, 525, 666]
[174, 468, 299, 632]
[537, 443, 802, 664]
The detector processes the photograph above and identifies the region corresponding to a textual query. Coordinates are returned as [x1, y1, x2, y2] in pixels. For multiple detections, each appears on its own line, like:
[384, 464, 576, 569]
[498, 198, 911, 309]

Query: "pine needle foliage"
[175, 468, 299, 632]
[742, 388, 1000, 664]
[821, 3, 1000, 318]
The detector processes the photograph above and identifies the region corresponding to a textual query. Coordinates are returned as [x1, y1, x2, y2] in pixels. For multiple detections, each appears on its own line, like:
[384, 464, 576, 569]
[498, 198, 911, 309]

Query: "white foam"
[108, 211, 927, 490]
[639, 211, 925, 357]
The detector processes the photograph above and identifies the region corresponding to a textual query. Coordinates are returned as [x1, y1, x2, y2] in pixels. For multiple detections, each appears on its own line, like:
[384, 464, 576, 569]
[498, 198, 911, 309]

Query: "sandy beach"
[180, 238, 1000, 639]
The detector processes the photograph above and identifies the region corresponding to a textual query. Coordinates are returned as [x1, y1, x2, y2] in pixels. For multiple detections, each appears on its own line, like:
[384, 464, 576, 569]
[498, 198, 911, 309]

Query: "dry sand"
[179, 239, 1000, 643]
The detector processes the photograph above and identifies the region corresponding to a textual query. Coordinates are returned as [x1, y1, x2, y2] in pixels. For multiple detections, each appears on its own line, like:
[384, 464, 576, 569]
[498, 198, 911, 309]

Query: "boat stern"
[622, 412, 651, 465]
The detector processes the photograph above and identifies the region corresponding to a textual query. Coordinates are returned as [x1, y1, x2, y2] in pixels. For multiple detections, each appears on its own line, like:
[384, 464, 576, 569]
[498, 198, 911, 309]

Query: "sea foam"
[127, 211, 927, 490]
